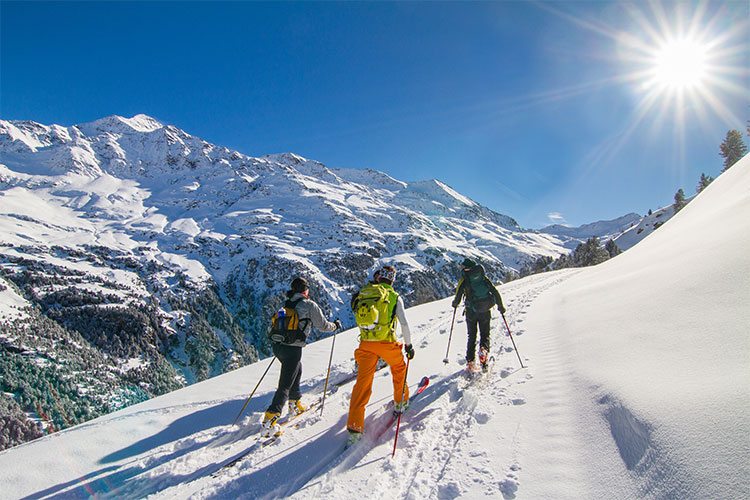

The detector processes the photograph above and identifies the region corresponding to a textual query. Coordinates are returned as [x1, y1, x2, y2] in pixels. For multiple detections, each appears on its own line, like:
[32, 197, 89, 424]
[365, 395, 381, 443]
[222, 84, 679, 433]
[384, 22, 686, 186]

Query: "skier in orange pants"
[347, 265, 414, 445]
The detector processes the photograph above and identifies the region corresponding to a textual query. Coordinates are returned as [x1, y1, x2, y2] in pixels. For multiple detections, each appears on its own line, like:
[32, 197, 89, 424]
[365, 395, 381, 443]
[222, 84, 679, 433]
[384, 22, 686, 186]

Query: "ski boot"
[261, 411, 281, 438]
[478, 348, 489, 372]
[346, 429, 363, 448]
[393, 399, 410, 417]
[288, 399, 307, 416]
[466, 360, 478, 374]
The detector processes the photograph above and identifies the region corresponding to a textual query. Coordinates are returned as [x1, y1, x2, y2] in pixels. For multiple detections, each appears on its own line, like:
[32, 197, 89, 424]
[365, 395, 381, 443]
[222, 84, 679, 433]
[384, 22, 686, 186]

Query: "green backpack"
[465, 267, 496, 312]
[353, 283, 396, 341]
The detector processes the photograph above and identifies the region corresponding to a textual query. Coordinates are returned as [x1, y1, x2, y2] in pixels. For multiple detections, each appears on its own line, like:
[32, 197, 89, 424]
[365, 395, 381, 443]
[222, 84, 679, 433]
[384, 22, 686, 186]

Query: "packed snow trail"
[0, 269, 570, 500]
[154, 270, 571, 500]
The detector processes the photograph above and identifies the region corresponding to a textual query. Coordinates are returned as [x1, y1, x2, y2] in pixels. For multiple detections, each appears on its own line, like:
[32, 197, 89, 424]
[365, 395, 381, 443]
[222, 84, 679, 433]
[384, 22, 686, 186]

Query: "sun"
[649, 38, 709, 91]
[610, 0, 748, 130]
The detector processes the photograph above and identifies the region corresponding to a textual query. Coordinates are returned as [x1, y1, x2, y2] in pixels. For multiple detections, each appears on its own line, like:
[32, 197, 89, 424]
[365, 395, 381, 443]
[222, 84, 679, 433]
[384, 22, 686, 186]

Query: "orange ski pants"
[347, 340, 409, 433]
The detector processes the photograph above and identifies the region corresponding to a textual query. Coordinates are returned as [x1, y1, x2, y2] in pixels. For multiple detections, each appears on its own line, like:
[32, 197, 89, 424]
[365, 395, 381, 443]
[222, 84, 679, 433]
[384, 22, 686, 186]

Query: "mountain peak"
[261, 152, 313, 166]
[428, 179, 478, 207]
[77, 114, 164, 135]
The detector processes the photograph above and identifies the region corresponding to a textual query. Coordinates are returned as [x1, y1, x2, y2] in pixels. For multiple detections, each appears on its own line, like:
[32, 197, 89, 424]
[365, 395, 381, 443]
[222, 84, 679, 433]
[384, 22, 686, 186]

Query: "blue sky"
[2, 1, 748, 228]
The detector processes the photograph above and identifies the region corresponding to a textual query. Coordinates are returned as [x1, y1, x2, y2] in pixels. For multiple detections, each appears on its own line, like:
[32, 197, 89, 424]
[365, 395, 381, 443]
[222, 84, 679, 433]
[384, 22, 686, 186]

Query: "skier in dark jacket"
[262, 277, 342, 437]
[451, 258, 505, 372]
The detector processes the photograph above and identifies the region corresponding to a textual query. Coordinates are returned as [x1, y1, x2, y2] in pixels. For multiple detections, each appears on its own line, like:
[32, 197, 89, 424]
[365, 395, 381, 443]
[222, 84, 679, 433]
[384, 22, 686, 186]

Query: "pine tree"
[697, 173, 714, 193]
[605, 239, 622, 258]
[719, 129, 748, 172]
[674, 189, 686, 213]
[571, 236, 609, 267]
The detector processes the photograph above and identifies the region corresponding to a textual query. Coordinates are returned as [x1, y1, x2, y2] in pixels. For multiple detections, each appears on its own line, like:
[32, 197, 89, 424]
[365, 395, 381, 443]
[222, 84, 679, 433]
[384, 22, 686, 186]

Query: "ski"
[258, 400, 320, 446]
[308, 375, 430, 490]
[212, 402, 319, 475]
[212, 367, 383, 476]
[211, 446, 258, 475]
[461, 355, 496, 390]
[481, 355, 495, 375]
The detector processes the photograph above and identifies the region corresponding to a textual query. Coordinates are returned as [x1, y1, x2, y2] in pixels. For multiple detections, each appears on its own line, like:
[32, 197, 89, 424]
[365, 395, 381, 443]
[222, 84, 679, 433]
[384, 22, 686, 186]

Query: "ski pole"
[392, 357, 411, 458]
[442, 307, 457, 364]
[501, 311, 525, 369]
[231, 357, 276, 426]
[319, 328, 338, 415]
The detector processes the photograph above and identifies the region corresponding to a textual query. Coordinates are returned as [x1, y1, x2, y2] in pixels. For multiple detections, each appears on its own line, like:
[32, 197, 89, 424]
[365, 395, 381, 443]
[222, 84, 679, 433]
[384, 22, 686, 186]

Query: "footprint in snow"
[498, 477, 519, 499]
[437, 482, 461, 500]
[474, 411, 491, 424]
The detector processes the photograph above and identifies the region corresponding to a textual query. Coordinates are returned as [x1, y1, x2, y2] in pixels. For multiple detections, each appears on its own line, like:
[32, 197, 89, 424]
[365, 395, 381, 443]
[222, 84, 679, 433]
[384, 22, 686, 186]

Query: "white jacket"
[282, 293, 337, 347]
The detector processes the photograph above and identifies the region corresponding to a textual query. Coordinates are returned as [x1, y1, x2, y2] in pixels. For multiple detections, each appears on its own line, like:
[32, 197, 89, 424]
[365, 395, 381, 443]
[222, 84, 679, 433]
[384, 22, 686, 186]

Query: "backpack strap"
[286, 297, 310, 331]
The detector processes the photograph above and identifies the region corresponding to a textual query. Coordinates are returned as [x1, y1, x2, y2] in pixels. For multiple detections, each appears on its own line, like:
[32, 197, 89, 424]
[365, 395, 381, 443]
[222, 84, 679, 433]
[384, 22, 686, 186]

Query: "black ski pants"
[267, 343, 303, 414]
[465, 309, 491, 362]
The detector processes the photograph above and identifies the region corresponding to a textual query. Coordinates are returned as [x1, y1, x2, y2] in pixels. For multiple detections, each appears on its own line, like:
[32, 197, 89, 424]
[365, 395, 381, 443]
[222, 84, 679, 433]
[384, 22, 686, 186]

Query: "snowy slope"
[0, 156, 746, 499]
[614, 204, 674, 251]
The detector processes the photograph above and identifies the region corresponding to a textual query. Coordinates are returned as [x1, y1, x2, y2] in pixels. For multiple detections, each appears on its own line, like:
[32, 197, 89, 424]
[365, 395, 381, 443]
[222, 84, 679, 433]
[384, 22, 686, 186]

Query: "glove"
[498, 305, 506, 314]
[404, 344, 415, 360]
[334, 319, 343, 330]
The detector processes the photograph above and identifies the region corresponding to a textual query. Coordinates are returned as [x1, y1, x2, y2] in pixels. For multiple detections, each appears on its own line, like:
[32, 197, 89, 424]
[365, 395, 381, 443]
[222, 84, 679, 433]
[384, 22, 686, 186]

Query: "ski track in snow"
[150, 271, 572, 500]
[33, 271, 573, 500]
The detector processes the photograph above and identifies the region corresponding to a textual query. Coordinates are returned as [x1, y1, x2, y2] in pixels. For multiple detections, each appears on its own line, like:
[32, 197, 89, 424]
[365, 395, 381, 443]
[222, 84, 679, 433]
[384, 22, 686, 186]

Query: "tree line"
[673, 125, 748, 213]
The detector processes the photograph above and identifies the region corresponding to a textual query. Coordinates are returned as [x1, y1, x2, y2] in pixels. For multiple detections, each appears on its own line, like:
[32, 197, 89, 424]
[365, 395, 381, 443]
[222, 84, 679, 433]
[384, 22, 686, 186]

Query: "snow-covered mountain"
[0, 153, 746, 500]
[0, 114, 651, 446]
[540, 213, 642, 243]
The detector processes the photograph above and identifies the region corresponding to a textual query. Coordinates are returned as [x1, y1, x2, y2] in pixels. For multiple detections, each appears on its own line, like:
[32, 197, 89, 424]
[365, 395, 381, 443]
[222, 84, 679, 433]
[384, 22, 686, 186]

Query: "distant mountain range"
[540, 213, 642, 243]
[0, 114, 665, 441]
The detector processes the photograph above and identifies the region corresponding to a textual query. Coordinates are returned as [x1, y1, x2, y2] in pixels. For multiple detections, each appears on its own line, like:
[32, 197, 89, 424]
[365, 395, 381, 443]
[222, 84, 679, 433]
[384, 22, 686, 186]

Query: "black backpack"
[269, 298, 310, 344]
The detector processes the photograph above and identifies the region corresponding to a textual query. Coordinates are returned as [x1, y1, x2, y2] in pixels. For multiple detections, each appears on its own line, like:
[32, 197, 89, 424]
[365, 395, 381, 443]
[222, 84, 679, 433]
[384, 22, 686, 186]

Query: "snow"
[76, 114, 165, 136]
[0, 121, 47, 151]
[0, 275, 28, 320]
[1, 156, 748, 499]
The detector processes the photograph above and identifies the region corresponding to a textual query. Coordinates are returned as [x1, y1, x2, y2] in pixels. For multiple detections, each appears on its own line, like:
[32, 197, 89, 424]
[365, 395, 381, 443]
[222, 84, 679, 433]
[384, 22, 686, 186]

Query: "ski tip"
[419, 376, 429, 387]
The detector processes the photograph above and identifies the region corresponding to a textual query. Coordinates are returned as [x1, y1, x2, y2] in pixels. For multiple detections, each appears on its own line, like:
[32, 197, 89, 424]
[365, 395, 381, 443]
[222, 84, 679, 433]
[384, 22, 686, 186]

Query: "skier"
[346, 265, 414, 445]
[451, 258, 505, 372]
[262, 277, 342, 437]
